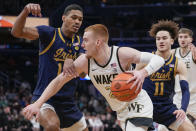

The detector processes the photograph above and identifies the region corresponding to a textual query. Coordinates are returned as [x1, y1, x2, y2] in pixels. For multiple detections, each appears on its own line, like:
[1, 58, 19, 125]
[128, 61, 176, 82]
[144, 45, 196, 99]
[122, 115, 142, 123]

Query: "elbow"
[11, 28, 21, 38]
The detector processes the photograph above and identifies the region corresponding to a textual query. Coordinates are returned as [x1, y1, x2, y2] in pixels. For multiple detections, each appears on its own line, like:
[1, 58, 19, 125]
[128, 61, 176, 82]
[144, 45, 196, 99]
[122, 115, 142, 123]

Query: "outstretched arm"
[11, 3, 41, 40]
[23, 54, 88, 120]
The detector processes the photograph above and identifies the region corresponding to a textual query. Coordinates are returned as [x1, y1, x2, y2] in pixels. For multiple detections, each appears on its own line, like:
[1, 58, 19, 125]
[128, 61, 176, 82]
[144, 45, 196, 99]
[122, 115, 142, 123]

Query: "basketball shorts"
[117, 89, 153, 131]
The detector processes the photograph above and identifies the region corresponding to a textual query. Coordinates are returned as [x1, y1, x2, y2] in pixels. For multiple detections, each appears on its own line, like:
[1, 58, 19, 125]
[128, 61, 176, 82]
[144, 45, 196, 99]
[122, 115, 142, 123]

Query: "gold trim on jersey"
[39, 30, 56, 55]
[58, 28, 65, 43]
[76, 35, 80, 44]
[54, 58, 65, 62]
[58, 28, 79, 46]
[150, 78, 171, 81]
[166, 54, 174, 65]
[174, 57, 178, 77]
[72, 35, 75, 43]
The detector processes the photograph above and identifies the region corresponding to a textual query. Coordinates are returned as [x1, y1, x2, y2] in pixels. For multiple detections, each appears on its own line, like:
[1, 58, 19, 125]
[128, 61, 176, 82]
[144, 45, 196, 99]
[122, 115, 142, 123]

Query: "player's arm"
[63, 37, 85, 77]
[177, 60, 190, 112]
[23, 54, 88, 120]
[118, 47, 164, 91]
[11, 3, 41, 40]
[119, 47, 164, 75]
[173, 59, 190, 120]
[188, 43, 196, 62]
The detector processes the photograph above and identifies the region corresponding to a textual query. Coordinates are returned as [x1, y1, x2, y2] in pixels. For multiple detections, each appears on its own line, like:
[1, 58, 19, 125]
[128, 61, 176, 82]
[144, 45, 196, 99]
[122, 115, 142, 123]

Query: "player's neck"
[156, 50, 172, 60]
[94, 45, 111, 66]
[180, 46, 189, 56]
[61, 27, 74, 39]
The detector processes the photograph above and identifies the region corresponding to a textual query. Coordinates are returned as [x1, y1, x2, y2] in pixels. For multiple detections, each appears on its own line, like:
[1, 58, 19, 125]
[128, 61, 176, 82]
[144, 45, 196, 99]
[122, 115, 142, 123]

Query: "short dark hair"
[149, 20, 179, 40]
[63, 4, 83, 15]
[179, 28, 193, 38]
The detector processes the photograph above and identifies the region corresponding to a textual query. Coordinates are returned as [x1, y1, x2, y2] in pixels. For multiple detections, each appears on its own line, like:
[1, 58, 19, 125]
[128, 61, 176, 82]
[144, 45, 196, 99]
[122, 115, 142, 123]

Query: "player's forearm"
[11, 8, 29, 38]
[34, 73, 73, 107]
[180, 80, 190, 112]
[140, 52, 165, 75]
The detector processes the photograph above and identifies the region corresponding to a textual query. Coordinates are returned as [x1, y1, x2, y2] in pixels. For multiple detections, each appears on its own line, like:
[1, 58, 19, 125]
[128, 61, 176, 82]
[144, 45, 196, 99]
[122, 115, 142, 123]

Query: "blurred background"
[0, 0, 196, 130]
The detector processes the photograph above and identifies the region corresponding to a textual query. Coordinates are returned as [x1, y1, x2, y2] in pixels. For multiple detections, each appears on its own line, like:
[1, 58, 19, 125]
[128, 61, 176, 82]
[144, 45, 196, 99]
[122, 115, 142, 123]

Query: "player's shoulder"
[36, 25, 56, 34]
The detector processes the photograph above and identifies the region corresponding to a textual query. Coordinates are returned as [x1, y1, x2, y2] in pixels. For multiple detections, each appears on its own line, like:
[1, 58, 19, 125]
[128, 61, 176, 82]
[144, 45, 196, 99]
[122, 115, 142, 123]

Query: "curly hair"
[149, 20, 179, 40]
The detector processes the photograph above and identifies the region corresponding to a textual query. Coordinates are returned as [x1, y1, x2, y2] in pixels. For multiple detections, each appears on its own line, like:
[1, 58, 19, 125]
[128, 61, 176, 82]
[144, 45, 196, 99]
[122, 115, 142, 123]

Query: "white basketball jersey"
[174, 48, 196, 102]
[88, 46, 132, 111]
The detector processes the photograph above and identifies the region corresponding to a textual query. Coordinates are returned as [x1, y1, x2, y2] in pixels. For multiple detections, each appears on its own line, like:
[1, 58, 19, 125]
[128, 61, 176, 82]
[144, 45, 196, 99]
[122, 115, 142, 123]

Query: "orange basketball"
[111, 72, 141, 102]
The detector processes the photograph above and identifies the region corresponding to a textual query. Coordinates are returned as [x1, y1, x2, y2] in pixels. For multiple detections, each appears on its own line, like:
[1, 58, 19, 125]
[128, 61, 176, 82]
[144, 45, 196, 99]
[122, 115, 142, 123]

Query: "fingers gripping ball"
[111, 73, 141, 102]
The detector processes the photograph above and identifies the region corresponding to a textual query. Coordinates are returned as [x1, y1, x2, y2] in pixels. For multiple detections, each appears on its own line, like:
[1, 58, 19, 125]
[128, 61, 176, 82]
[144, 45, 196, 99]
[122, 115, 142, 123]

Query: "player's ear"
[190, 37, 193, 42]
[171, 39, 174, 45]
[97, 39, 104, 47]
[62, 15, 66, 22]
[96, 39, 101, 47]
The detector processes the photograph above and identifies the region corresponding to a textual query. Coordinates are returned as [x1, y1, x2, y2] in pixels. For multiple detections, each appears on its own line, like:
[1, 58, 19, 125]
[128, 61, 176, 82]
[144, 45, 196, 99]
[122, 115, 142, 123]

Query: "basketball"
[111, 72, 141, 102]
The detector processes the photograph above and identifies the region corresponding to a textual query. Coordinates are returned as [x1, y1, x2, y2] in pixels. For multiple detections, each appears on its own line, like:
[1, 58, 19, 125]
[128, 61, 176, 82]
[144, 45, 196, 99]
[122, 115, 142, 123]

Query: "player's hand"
[126, 69, 146, 93]
[63, 59, 78, 77]
[24, 3, 42, 17]
[173, 109, 186, 121]
[188, 43, 196, 61]
[23, 103, 40, 121]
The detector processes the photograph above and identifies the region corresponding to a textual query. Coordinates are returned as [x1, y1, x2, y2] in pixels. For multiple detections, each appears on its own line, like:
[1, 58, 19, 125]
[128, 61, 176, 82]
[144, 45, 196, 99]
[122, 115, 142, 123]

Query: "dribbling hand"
[126, 69, 147, 93]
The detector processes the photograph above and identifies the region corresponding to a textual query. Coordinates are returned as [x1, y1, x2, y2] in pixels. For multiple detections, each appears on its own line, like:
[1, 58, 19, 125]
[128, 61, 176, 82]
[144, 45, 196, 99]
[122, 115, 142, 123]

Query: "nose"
[75, 18, 80, 24]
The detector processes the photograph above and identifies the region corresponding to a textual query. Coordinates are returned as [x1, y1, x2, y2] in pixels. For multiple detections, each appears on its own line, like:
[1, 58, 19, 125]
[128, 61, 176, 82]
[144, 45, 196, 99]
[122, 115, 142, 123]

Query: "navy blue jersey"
[143, 53, 179, 127]
[32, 25, 84, 128]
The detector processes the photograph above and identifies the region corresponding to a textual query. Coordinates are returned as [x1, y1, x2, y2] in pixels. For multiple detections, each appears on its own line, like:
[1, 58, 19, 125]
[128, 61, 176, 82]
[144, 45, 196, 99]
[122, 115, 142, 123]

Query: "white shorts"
[174, 93, 196, 119]
[117, 90, 153, 131]
[40, 103, 87, 131]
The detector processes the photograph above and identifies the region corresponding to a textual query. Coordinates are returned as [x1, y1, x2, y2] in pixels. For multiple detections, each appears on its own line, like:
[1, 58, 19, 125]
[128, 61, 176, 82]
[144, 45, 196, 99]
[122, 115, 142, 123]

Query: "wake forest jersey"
[143, 53, 178, 104]
[88, 46, 133, 111]
[175, 47, 196, 94]
[33, 25, 83, 98]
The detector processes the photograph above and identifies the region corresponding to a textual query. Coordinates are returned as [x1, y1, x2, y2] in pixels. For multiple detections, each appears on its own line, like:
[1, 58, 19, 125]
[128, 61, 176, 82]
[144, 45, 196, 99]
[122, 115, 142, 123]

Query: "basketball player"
[11, 3, 88, 131]
[22, 24, 165, 131]
[136, 20, 195, 131]
[173, 28, 196, 121]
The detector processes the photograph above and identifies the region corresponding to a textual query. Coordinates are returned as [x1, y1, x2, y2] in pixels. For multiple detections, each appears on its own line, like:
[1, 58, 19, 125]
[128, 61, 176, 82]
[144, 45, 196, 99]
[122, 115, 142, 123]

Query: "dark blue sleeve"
[79, 37, 85, 54]
[180, 80, 190, 112]
[36, 25, 55, 48]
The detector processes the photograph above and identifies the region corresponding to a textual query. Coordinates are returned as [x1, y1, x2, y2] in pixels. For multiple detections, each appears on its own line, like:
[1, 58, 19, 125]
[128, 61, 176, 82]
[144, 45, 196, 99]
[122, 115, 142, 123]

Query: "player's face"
[82, 31, 97, 58]
[156, 31, 174, 52]
[62, 10, 83, 33]
[178, 33, 193, 48]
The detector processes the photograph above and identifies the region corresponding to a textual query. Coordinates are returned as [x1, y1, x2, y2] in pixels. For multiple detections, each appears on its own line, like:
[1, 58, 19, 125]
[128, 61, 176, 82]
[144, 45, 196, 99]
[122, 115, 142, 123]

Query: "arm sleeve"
[180, 80, 190, 112]
[140, 52, 165, 75]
